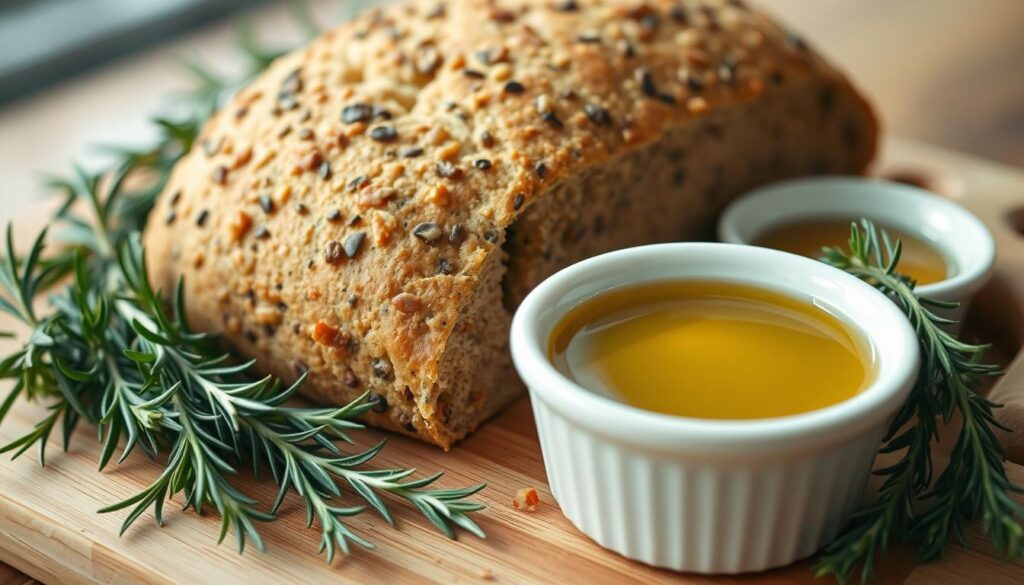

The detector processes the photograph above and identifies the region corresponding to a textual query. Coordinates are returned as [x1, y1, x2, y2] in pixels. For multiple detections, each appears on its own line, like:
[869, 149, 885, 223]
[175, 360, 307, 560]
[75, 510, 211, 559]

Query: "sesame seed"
[368, 392, 388, 412]
[372, 358, 393, 379]
[324, 241, 344, 264]
[298, 128, 314, 140]
[295, 203, 309, 215]
[196, 209, 209, 227]
[169, 190, 182, 206]
[463, 69, 485, 79]
[165, 210, 176, 225]
[342, 103, 374, 124]
[318, 160, 332, 180]
[637, 68, 658, 98]
[326, 209, 342, 222]
[687, 75, 705, 92]
[484, 229, 498, 242]
[438, 258, 454, 275]
[348, 175, 368, 191]
[449, 223, 465, 244]
[370, 126, 398, 142]
[412, 222, 443, 242]
[541, 111, 563, 128]
[259, 194, 275, 214]
[479, 130, 495, 147]
[577, 30, 601, 43]
[344, 232, 366, 258]
[504, 81, 526, 94]
[555, 0, 578, 11]
[474, 158, 492, 170]
[513, 193, 525, 210]
[402, 146, 424, 158]
[254, 226, 271, 239]
[584, 103, 611, 125]
[535, 162, 548, 179]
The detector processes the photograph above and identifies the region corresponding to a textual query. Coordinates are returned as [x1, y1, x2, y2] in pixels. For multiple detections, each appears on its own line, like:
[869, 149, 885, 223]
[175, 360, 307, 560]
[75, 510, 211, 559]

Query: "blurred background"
[0, 0, 1023, 218]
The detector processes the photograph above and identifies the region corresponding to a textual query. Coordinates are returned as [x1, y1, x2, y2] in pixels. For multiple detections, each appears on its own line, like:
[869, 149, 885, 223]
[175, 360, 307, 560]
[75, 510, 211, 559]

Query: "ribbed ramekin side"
[529, 393, 888, 573]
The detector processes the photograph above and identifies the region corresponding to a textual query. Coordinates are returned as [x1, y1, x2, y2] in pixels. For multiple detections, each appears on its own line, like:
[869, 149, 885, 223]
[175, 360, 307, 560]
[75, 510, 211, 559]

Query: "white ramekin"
[717, 177, 995, 327]
[510, 243, 920, 574]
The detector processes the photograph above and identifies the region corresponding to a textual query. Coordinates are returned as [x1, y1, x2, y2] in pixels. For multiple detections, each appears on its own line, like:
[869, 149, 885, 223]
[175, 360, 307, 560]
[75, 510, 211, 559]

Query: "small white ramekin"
[717, 177, 995, 326]
[510, 243, 920, 574]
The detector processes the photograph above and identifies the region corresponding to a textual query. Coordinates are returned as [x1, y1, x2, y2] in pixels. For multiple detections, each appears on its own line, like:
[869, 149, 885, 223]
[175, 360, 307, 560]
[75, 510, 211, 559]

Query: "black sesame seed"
[348, 175, 368, 191]
[402, 146, 424, 158]
[196, 209, 209, 227]
[254, 226, 271, 239]
[462, 69, 485, 79]
[349, 214, 362, 226]
[348, 294, 358, 306]
[513, 193, 526, 210]
[619, 39, 636, 58]
[658, 92, 677, 105]
[449, 223, 465, 244]
[541, 111, 563, 128]
[373, 106, 393, 120]
[555, 0, 578, 11]
[318, 160, 332, 180]
[295, 203, 309, 215]
[484, 229, 499, 243]
[344, 231, 366, 258]
[687, 75, 705, 92]
[326, 209, 342, 222]
[342, 103, 374, 124]
[504, 80, 526, 94]
[412, 222, 443, 242]
[535, 162, 548, 179]
[369, 125, 398, 142]
[165, 210, 176, 225]
[637, 68, 658, 98]
[479, 130, 495, 147]
[577, 31, 601, 43]
[372, 358, 392, 380]
[298, 128, 314, 141]
[169, 190, 182, 206]
[584, 103, 611, 125]
[368, 392, 388, 413]
[259, 194, 275, 214]
[474, 158, 492, 170]
[437, 258, 454, 275]
[403, 421, 416, 433]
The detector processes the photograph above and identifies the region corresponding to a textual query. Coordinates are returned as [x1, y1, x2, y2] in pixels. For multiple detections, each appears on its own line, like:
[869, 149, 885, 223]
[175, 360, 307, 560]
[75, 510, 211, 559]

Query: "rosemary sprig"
[814, 220, 1023, 582]
[0, 12, 485, 560]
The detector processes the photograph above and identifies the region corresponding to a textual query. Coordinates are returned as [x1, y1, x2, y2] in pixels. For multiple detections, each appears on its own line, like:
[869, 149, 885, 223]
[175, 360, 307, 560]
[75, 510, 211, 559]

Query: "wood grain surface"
[1, 137, 1023, 584]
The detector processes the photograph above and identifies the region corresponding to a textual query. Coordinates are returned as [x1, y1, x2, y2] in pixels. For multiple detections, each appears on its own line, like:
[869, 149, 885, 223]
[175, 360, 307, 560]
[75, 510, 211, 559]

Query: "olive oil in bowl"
[549, 281, 872, 420]
[755, 220, 948, 285]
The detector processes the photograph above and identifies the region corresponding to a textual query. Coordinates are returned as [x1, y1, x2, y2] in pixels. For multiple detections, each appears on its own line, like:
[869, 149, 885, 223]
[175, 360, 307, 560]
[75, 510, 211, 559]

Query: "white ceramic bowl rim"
[717, 176, 995, 299]
[510, 243, 921, 454]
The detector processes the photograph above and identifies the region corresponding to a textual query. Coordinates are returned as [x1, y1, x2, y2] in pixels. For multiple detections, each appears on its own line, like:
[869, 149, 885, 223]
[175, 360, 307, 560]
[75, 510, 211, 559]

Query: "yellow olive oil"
[755, 220, 948, 285]
[549, 281, 871, 420]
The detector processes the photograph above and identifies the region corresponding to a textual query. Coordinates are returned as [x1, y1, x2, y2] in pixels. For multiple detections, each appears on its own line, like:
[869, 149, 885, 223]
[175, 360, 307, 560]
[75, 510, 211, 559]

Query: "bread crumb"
[512, 487, 540, 511]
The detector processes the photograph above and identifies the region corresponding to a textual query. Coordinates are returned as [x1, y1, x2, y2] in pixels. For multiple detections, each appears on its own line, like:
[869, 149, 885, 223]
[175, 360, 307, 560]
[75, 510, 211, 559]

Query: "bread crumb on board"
[512, 487, 540, 512]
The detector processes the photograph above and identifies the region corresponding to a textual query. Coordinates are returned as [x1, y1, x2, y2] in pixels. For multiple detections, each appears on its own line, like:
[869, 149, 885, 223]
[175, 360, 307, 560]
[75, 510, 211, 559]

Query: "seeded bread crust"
[143, 0, 878, 448]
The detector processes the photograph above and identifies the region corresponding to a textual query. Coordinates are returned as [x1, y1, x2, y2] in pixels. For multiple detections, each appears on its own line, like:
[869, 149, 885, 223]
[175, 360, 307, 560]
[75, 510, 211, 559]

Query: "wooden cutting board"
[1, 137, 1023, 584]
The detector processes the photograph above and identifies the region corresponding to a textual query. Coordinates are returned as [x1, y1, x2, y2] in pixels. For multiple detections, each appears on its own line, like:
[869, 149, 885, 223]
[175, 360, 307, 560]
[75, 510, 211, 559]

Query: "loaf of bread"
[144, 0, 877, 448]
